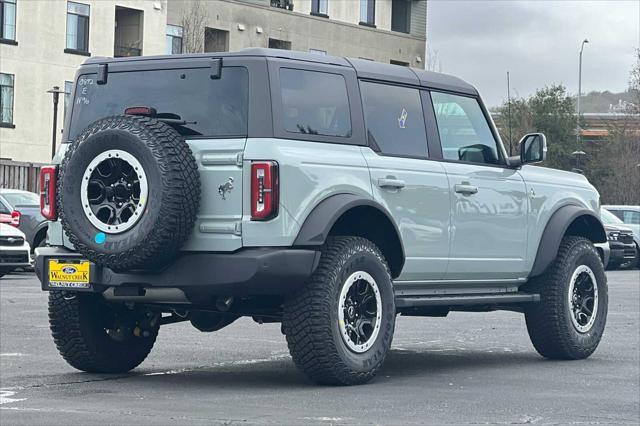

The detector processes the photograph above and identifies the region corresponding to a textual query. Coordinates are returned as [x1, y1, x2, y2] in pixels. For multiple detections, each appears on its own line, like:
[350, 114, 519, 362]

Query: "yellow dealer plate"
[48, 260, 91, 289]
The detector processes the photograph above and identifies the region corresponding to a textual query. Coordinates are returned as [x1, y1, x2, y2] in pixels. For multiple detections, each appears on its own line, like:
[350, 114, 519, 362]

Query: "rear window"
[1, 192, 39, 207]
[68, 67, 248, 140]
[279, 68, 351, 138]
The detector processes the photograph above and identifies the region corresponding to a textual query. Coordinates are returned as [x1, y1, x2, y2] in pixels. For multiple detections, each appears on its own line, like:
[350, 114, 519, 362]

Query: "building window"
[269, 38, 291, 50]
[66, 1, 90, 54]
[166, 25, 183, 54]
[64, 81, 73, 120]
[311, 0, 328, 17]
[205, 28, 229, 52]
[0, 0, 16, 41]
[0, 73, 14, 126]
[271, 0, 293, 10]
[391, 0, 411, 33]
[360, 0, 375, 26]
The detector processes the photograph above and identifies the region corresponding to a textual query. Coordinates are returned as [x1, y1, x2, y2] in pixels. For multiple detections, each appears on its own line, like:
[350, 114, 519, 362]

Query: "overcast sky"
[427, 0, 640, 107]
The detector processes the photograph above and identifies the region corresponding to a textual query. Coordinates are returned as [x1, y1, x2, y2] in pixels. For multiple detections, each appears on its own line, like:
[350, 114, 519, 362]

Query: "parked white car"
[603, 206, 640, 246]
[0, 223, 31, 278]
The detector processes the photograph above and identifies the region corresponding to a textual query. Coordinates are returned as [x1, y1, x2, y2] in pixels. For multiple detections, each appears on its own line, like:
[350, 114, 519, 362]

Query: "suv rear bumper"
[35, 246, 320, 296]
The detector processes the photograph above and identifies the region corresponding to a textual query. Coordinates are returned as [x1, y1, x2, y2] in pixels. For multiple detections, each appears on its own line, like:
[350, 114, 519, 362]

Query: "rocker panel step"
[395, 292, 540, 308]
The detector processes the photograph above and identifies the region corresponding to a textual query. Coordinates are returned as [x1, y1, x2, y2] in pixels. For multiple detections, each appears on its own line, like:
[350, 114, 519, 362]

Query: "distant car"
[603, 205, 640, 244]
[601, 208, 638, 269]
[0, 189, 48, 252]
[0, 223, 31, 278]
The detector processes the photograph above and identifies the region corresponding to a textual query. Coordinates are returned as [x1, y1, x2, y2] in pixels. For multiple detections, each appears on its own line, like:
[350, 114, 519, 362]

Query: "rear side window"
[68, 67, 248, 140]
[360, 81, 427, 158]
[279, 68, 351, 138]
[431, 92, 500, 165]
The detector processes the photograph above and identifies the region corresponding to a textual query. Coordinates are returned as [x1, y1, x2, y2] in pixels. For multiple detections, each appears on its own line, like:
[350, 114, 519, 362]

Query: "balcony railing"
[114, 46, 142, 57]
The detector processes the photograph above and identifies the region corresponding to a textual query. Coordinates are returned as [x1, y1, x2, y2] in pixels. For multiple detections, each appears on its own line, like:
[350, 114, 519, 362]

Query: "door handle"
[377, 177, 406, 189]
[454, 183, 478, 195]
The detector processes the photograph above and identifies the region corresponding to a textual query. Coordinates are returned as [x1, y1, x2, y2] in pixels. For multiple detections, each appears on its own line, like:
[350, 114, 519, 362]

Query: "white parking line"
[0, 390, 26, 405]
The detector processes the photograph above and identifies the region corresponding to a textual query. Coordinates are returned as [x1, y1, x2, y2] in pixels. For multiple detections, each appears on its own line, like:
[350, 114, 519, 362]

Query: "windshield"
[1, 192, 40, 207]
[68, 66, 248, 141]
[600, 208, 624, 225]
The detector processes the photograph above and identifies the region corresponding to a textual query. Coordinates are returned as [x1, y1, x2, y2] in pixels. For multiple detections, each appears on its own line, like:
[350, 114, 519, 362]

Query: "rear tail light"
[40, 166, 58, 220]
[10, 210, 20, 227]
[251, 161, 279, 221]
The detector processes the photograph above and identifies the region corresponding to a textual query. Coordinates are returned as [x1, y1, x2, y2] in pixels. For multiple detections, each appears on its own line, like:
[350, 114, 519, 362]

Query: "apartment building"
[166, 0, 427, 65]
[0, 0, 427, 166]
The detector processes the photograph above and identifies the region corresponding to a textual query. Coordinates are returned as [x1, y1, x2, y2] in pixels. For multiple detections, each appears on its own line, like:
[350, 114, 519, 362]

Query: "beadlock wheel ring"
[80, 149, 148, 234]
[338, 271, 383, 353]
[568, 264, 599, 333]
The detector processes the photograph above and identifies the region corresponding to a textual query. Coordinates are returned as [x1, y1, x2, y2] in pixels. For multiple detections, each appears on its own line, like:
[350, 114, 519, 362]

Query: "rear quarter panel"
[241, 138, 372, 247]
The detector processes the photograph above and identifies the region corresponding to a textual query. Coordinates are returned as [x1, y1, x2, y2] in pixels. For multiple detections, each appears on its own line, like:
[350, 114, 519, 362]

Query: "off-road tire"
[48, 291, 158, 373]
[283, 236, 395, 385]
[58, 115, 200, 271]
[524, 236, 608, 360]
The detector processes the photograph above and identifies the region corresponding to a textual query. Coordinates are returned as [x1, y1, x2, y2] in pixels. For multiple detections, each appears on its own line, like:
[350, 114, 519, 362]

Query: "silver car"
[0, 189, 48, 251]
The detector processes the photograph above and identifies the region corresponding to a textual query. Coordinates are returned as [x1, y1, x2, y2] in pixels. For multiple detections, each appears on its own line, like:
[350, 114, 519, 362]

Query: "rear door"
[359, 81, 450, 281]
[430, 91, 528, 281]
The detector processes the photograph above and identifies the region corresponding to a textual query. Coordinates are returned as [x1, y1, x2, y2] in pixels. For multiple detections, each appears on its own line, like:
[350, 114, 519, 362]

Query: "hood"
[604, 224, 634, 234]
[0, 223, 27, 238]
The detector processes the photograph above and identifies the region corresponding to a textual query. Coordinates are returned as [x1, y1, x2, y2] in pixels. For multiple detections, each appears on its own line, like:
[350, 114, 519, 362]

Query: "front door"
[359, 81, 450, 281]
[430, 91, 528, 281]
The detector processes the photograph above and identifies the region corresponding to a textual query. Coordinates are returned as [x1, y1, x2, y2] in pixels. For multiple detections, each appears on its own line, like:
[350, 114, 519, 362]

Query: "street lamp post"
[576, 39, 589, 148]
[47, 86, 65, 160]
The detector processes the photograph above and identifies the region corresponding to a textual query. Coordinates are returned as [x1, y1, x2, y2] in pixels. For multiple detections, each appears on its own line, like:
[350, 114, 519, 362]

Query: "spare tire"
[58, 115, 200, 271]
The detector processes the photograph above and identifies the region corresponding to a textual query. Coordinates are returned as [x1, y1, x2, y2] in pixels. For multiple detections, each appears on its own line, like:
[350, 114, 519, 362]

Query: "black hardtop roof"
[83, 48, 477, 95]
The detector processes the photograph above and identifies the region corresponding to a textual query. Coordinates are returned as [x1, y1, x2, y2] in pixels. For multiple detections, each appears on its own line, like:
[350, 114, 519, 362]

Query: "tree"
[584, 49, 640, 204]
[180, 0, 208, 54]
[495, 84, 575, 169]
[426, 49, 443, 73]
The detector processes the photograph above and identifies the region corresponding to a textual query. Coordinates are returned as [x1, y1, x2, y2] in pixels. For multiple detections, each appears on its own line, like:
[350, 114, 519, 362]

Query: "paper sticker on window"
[398, 108, 408, 129]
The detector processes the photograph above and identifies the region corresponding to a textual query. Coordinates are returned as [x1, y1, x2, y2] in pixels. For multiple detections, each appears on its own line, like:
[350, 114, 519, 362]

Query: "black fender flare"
[293, 194, 405, 274]
[530, 204, 607, 277]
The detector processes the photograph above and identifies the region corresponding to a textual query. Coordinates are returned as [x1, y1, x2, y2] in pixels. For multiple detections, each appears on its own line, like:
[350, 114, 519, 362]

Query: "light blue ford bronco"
[35, 49, 609, 385]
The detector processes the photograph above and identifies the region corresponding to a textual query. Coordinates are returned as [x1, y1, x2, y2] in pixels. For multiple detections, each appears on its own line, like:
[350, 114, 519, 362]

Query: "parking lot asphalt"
[0, 270, 638, 425]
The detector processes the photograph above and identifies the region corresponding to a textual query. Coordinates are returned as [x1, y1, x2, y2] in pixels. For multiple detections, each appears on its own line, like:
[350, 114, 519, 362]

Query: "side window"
[623, 210, 640, 225]
[360, 81, 427, 157]
[431, 92, 501, 165]
[279, 68, 351, 138]
[0, 200, 10, 214]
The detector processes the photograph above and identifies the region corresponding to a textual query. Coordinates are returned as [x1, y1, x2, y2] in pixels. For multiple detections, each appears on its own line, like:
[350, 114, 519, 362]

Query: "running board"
[395, 292, 540, 308]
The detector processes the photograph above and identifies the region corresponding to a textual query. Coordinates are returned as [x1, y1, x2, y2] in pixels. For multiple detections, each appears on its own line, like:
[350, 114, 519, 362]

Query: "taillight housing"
[10, 210, 20, 227]
[251, 161, 279, 221]
[40, 166, 58, 220]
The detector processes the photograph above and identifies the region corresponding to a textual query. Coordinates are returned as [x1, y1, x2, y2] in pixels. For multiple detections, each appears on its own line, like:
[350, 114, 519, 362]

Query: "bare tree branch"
[180, 0, 208, 54]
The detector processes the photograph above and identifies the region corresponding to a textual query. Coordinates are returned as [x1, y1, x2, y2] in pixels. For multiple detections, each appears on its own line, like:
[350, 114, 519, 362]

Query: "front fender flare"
[530, 204, 607, 277]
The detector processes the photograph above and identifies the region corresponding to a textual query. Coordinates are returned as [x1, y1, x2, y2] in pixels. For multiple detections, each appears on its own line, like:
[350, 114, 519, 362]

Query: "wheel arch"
[530, 204, 607, 277]
[293, 194, 405, 278]
[32, 223, 49, 249]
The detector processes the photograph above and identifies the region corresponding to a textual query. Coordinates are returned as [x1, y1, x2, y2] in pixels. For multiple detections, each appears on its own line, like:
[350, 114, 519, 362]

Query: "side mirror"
[510, 133, 547, 167]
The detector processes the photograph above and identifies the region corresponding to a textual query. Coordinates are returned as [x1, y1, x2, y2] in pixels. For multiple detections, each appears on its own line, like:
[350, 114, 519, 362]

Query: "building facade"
[166, 0, 426, 66]
[0, 0, 427, 167]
